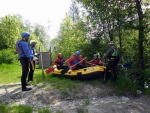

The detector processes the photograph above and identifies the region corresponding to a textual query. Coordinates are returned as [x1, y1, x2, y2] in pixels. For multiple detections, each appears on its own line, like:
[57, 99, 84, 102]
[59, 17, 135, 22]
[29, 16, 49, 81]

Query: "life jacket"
[91, 59, 100, 65]
[71, 56, 79, 65]
[29, 46, 35, 55]
[16, 40, 24, 54]
[110, 48, 120, 62]
[59, 58, 64, 66]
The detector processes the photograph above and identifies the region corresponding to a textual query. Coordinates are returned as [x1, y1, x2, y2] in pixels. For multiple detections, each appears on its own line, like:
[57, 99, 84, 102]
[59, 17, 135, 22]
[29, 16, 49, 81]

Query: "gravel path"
[0, 83, 150, 113]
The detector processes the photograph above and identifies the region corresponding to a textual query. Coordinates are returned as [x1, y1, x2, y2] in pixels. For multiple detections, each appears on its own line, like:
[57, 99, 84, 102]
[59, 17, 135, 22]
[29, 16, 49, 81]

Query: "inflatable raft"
[52, 66, 106, 80]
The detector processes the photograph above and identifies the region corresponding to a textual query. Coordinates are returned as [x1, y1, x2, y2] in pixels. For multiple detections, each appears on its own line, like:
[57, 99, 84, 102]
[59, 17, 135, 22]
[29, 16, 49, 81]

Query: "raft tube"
[52, 66, 106, 80]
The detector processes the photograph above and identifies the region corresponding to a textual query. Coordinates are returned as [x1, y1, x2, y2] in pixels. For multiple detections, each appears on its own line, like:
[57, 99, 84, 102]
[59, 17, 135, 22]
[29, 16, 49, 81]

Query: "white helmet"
[109, 41, 115, 45]
[30, 40, 36, 44]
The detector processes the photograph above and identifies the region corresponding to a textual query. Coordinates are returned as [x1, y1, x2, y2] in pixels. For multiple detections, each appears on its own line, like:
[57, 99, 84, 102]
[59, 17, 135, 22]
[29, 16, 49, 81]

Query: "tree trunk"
[135, 0, 144, 69]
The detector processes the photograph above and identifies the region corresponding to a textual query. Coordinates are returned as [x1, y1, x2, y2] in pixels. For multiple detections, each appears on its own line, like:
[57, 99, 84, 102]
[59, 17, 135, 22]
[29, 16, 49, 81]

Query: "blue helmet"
[76, 51, 81, 55]
[22, 32, 30, 38]
[93, 54, 98, 57]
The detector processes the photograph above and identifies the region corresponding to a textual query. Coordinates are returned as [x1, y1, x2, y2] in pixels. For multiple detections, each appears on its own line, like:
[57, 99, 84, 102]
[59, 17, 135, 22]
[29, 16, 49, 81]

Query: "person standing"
[16, 32, 34, 91]
[101, 41, 120, 82]
[27, 40, 38, 84]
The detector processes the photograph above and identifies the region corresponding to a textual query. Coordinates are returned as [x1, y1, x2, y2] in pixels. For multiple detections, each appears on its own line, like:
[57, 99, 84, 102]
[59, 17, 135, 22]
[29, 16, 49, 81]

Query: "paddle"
[45, 65, 56, 74]
[45, 59, 68, 74]
[39, 47, 45, 80]
[61, 57, 87, 75]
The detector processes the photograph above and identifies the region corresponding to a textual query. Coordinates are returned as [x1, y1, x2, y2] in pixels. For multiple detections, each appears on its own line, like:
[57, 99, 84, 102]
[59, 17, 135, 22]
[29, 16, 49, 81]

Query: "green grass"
[38, 107, 51, 113]
[0, 63, 81, 93]
[0, 103, 33, 113]
[117, 75, 138, 95]
[0, 63, 21, 85]
[83, 99, 90, 106]
[0, 63, 141, 96]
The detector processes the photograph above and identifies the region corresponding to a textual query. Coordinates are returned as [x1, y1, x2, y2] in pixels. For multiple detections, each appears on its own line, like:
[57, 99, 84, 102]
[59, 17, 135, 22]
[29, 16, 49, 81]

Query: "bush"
[117, 75, 138, 95]
[0, 49, 17, 64]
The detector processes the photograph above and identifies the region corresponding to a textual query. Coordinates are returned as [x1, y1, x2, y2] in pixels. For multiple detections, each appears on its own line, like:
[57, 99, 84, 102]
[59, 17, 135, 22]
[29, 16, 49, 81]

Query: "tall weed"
[117, 75, 138, 95]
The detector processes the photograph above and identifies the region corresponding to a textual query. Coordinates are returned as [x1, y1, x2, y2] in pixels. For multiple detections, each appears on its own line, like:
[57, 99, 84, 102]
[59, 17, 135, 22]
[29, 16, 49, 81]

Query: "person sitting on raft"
[87, 54, 105, 66]
[54, 53, 66, 69]
[67, 51, 86, 70]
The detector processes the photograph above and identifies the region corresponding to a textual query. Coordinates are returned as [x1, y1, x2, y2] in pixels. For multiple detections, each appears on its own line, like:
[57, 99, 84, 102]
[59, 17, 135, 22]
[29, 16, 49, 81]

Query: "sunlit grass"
[0, 103, 33, 113]
[0, 63, 21, 85]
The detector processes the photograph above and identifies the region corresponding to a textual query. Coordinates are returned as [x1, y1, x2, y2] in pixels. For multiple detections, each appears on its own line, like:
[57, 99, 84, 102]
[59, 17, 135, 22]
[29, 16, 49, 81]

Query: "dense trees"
[49, 0, 150, 90]
[0, 14, 47, 51]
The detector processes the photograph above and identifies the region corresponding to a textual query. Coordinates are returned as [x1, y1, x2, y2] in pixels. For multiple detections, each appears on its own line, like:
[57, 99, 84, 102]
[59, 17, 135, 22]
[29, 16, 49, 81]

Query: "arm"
[67, 56, 75, 66]
[22, 42, 33, 60]
[54, 58, 59, 66]
[101, 48, 113, 61]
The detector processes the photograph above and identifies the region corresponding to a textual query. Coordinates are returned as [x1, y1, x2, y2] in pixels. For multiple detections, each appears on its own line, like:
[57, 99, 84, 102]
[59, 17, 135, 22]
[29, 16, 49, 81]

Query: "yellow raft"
[52, 66, 106, 80]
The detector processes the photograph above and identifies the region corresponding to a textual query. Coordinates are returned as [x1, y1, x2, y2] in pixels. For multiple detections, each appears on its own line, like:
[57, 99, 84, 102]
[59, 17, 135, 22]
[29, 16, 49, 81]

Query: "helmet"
[22, 32, 30, 38]
[58, 53, 62, 57]
[109, 41, 115, 45]
[93, 54, 98, 57]
[76, 51, 81, 55]
[30, 40, 36, 44]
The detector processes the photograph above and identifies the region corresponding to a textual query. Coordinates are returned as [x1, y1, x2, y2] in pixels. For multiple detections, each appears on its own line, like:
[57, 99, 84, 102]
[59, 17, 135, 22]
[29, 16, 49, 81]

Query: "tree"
[0, 15, 22, 50]
[50, 14, 88, 59]
[69, 0, 80, 22]
[33, 23, 48, 48]
[76, 0, 148, 69]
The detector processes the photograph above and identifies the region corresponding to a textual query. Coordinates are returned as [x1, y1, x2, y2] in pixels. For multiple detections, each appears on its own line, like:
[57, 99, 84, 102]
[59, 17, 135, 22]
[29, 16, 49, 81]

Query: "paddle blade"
[45, 67, 55, 74]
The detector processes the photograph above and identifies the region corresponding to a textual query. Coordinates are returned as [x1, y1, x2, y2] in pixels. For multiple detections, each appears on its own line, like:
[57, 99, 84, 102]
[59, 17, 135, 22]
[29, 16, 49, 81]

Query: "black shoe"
[26, 83, 30, 86]
[22, 88, 32, 91]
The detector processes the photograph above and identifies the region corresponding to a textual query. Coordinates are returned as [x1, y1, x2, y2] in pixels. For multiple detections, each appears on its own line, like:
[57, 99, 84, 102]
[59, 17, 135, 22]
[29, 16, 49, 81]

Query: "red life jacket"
[90, 59, 100, 65]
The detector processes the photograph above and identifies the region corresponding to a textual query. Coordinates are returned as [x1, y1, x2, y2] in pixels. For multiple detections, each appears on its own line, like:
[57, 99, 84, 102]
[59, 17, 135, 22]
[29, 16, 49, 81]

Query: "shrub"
[0, 49, 17, 64]
[117, 75, 138, 95]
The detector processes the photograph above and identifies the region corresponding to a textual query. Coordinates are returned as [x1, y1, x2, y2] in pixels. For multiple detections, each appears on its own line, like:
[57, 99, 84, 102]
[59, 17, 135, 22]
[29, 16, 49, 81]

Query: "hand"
[33, 57, 38, 61]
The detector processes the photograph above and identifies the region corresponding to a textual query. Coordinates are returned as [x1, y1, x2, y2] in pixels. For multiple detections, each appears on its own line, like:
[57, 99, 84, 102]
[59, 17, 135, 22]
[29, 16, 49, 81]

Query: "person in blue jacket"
[27, 40, 38, 84]
[16, 32, 34, 91]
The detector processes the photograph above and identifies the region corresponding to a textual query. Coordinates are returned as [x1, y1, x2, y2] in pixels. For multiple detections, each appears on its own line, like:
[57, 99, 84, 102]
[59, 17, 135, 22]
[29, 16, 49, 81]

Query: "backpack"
[16, 40, 23, 54]
[111, 48, 120, 63]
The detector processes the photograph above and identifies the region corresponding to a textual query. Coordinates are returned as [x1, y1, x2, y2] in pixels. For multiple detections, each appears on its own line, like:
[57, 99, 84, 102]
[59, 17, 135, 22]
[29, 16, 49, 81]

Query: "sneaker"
[22, 88, 32, 91]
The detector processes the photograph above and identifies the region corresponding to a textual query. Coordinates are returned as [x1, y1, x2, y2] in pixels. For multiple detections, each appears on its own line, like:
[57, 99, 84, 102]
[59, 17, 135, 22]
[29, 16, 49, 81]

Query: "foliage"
[0, 14, 48, 52]
[0, 15, 22, 50]
[117, 75, 138, 95]
[50, 14, 88, 60]
[38, 107, 51, 113]
[33, 23, 48, 48]
[0, 49, 17, 64]
[83, 99, 90, 106]
[69, 0, 80, 22]
[0, 103, 33, 113]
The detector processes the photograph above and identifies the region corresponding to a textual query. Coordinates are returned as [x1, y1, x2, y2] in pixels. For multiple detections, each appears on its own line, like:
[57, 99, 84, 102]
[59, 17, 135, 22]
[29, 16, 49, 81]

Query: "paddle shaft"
[40, 48, 45, 80]
[70, 58, 86, 69]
